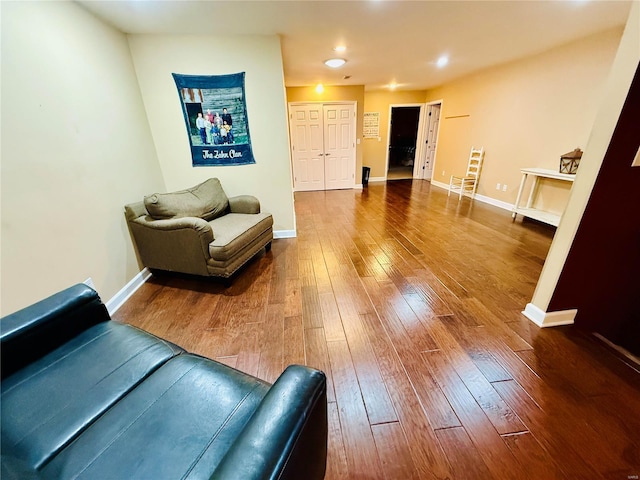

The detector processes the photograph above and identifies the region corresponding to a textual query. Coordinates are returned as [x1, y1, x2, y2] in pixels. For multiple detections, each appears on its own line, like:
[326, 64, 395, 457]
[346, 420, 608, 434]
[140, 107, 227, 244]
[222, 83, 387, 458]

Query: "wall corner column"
[525, 2, 640, 328]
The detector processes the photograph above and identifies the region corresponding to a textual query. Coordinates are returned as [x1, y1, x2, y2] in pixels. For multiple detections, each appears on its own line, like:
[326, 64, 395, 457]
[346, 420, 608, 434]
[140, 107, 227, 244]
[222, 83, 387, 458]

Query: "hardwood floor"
[115, 180, 640, 479]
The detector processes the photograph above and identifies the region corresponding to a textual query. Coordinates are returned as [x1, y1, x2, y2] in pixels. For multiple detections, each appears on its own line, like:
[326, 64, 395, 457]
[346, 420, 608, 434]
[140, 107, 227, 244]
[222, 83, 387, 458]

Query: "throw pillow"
[144, 178, 229, 221]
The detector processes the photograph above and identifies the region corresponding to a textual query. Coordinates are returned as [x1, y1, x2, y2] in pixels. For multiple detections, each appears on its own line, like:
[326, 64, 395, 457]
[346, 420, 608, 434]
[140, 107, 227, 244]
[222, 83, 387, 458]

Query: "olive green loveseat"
[125, 178, 273, 281]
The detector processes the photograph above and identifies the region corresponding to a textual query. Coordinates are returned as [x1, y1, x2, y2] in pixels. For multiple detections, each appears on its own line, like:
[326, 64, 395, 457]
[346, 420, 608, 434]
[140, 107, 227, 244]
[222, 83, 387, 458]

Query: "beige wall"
[425, 28, 623, 209]
[286, 85, 365, 183]
[362, 90, 428, 178]
[128, 35, 295, 233]
[531, 2, 640, 315]
[1, 1, 165, 315]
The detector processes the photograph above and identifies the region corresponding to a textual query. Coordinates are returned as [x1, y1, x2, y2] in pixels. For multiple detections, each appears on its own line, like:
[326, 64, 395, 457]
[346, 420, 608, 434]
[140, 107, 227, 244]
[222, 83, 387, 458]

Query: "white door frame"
[415, 99, 444, 180]
[288, 101, 357, 191]
[385, 103, 426, 180]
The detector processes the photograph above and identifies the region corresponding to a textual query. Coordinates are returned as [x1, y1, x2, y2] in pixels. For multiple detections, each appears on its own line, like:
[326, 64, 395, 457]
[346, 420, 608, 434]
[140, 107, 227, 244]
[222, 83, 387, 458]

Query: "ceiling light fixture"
[436, 55, 449, 68]
[315, 83, 324, 94]
[324, 58, 346, 68]
[389, 82, 398, 90]
[333, 45, 347, 52]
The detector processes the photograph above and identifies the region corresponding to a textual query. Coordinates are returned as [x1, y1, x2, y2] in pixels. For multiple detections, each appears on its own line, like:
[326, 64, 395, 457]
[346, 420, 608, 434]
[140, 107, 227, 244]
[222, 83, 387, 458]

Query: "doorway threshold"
[387, 166, 414, 180]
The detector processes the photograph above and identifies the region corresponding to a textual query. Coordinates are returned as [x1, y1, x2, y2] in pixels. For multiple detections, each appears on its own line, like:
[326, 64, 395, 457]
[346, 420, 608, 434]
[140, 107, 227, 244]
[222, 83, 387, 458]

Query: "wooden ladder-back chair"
[448, 147, 485, 200]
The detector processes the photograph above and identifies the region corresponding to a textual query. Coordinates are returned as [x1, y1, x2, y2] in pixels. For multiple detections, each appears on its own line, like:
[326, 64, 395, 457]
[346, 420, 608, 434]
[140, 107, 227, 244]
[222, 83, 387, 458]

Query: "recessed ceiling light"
[436, 55, 449, 68]
[324, 58, 346, 68]
[334, 45, 347, 52]
[315, 83, 324, 94]
[389, 82, 398, 90]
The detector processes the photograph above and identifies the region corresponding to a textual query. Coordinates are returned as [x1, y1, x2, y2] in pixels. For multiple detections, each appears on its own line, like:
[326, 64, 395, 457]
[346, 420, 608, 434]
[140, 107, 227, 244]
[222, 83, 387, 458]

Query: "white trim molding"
[274, 230, 296, 239]
[355, 178, 385, 189]
[106, 268, 152, 315]
[369, 176, 387, 183]
[430, 180, 514, 212]
[105, 231, 294, 314]
[430, 179, 451, 191]
[473, 193, 514, 212]
[523, 303, 577, 328]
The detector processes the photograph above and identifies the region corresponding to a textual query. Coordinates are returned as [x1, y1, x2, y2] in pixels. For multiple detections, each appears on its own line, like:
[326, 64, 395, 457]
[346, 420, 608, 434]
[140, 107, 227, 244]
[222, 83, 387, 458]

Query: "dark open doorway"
[387, 106, 421, 180]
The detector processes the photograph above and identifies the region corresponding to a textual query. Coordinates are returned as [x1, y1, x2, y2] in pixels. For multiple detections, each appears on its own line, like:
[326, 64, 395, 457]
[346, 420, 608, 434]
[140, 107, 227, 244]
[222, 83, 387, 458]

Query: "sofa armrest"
[1, 284, 109, 379]
[128, 216, 214, 276]
[228, 195, 260, 215]
[211, 365, 327, 480]
[131, 216, 214, 236]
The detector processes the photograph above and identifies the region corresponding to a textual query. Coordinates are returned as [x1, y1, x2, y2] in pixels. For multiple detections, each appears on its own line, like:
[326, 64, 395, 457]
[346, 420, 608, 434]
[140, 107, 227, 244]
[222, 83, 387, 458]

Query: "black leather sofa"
[0, 284, 327, 480]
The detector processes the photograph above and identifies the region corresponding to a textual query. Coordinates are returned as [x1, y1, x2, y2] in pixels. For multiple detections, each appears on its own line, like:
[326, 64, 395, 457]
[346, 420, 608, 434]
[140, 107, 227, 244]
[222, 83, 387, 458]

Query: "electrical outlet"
[442, 170, 445, 176]
[502, 184, 508, 192]
[496, 183, 501, 190]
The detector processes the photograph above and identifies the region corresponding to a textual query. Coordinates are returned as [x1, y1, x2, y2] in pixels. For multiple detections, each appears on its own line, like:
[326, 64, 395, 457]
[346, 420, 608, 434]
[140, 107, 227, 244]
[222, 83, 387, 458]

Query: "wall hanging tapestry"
[172, 72, 255, 167]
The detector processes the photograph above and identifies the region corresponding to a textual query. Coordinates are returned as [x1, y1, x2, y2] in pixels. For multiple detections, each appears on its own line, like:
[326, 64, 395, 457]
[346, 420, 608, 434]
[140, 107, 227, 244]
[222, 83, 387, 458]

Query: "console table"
[512, 168, 575, 227]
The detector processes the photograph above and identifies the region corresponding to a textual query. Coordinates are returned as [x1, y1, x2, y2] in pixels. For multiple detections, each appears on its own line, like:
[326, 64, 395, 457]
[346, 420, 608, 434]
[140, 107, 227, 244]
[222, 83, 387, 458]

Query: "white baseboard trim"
[355, 183, 364, 190]
[430, 180, 514, 212]
[473, 193, 514, 212]
[105, 230, 293, 314]
[523, 303, 577, 328]
[106, 267, 152, 315]
[274, 230, 297, 239]
[430, 179, 450, 191]
[369, 176, 387, 183]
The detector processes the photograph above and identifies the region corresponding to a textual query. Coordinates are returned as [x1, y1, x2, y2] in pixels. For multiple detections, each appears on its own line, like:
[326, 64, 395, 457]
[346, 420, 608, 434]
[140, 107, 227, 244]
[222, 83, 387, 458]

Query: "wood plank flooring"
[115, 180, 640, 480]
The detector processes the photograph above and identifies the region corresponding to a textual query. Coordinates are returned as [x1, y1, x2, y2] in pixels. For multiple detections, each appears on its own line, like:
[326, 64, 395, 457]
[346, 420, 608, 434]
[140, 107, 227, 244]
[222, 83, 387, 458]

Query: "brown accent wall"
[548, 63, 640, 354]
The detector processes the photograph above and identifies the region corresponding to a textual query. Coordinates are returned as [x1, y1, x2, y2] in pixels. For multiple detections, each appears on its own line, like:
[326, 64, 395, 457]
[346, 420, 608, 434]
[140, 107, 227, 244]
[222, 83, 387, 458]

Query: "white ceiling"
[78, 0, 632, 91]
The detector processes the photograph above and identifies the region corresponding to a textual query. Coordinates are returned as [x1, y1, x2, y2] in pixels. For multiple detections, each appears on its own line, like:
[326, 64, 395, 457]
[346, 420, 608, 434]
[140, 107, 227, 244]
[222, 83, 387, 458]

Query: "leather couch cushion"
[208, 213, 273, 261]
[41, 355, 270, 480]
[144, 178, 229, 221]
[1, 284, 110, 380]
[1, 322, 181, 470]
[0, 455, 41, 480]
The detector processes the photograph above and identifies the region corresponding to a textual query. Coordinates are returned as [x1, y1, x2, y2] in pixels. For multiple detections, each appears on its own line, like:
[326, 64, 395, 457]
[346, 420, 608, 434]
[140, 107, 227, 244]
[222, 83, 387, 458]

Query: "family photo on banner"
[173, 72, 256, 167]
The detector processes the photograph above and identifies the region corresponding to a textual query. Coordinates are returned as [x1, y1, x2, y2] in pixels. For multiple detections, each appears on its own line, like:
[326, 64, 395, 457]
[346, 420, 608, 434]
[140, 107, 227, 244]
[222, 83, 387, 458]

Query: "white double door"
[289, 103, 356, 191]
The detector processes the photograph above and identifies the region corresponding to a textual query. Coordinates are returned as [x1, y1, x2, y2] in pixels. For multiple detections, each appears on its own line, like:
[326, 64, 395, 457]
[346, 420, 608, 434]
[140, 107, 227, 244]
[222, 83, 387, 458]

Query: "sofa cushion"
[208, 213, 273, 261]
[144, 178, 229, 221]
[41, 355, 270, 480]
[0, 322, 181, 470]
[0, 455, 41, 480]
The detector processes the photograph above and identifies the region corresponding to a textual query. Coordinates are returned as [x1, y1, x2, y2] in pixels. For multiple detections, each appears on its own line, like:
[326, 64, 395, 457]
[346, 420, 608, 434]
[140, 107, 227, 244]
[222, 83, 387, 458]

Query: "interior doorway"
[387, 106, 421, 180]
